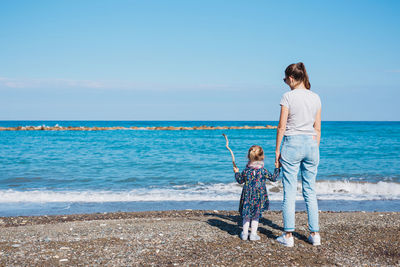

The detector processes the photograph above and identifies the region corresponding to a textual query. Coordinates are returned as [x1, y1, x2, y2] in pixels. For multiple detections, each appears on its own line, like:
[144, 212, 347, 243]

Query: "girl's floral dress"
[235, 161, 280, 220]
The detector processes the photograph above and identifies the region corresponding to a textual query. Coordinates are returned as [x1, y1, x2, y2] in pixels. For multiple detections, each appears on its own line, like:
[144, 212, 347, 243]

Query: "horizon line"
[0, 120, 399, 122]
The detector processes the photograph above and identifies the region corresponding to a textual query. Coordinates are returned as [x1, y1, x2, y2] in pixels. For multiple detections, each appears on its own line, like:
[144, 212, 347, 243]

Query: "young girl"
[234, 145, 280, 241]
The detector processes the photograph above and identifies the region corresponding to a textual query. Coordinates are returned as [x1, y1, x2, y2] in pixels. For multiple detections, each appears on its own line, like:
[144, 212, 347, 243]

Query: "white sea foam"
[0, 180, 399, 203]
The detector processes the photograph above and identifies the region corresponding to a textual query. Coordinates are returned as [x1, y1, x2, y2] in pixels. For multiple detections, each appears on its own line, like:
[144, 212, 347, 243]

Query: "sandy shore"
[0, 210, 399, 266]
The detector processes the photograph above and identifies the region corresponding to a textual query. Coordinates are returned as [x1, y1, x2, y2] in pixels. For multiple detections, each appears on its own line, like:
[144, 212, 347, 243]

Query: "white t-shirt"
[280, 89, 321, 136]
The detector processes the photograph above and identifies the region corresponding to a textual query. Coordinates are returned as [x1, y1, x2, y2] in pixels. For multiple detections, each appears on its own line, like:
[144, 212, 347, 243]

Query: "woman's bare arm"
[314, 108, 322, 146]
[275, 105, 289, 167]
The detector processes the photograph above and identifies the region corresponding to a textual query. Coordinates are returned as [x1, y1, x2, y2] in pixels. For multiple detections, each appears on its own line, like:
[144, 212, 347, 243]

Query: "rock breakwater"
[0, 125, 277, 131]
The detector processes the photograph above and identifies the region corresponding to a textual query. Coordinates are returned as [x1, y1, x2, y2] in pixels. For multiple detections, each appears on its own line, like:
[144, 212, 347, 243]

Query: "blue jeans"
[280, 135, 320, 232]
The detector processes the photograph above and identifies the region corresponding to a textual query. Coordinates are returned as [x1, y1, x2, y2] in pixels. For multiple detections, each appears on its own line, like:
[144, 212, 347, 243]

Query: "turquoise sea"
[1, 121, 399, 216]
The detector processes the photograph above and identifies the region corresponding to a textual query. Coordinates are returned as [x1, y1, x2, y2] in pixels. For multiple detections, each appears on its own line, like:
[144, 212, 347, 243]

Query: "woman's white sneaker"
[308, 233, 321, 246]
[276, 234, 294, 247]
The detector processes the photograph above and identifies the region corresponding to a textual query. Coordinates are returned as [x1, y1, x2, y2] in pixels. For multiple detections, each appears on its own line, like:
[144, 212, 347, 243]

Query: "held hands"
[233, 166, 239, 173]
[275, 151, 282, 168]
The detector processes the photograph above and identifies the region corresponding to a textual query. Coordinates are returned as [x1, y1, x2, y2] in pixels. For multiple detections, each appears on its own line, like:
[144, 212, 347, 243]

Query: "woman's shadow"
[205, 212, 308, 242]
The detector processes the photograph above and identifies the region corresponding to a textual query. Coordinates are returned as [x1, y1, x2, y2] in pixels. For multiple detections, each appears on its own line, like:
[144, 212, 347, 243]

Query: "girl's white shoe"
[276, 233, 294, 247]
[308, 233, 321, 246]
[249, 233, 260, 241]
[240, 231, 249, 240]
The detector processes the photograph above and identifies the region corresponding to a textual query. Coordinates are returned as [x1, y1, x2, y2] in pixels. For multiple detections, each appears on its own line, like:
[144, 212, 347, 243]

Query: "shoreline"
[2, 199, 400, 217]
[1, 210, 399, 266]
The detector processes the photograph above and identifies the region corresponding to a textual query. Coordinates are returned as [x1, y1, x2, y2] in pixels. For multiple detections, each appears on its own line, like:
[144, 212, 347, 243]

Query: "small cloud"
[0, 77, 110, 89]
[386, 70, 400, 73]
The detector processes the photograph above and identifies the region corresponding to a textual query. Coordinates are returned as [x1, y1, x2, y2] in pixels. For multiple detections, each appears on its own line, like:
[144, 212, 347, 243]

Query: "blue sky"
[0, 0, 399, 120]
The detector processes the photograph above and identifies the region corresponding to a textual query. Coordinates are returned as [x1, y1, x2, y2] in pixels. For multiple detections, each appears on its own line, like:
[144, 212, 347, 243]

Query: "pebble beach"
[0, 210, 399, 266]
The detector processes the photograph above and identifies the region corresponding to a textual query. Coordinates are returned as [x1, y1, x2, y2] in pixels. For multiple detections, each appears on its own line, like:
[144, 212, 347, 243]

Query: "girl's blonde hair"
[247, 145, 264, 162]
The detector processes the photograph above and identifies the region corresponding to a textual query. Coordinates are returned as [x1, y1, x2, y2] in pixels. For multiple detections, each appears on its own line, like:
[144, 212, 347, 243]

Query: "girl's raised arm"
[235, 169, 246, 184]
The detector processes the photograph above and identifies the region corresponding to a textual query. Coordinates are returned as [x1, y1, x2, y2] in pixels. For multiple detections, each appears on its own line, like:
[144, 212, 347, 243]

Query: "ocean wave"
[0, 180, 399, 203]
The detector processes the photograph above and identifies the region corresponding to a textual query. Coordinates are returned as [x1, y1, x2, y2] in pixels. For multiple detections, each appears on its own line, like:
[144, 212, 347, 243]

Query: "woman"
[275, 62, 322, 247]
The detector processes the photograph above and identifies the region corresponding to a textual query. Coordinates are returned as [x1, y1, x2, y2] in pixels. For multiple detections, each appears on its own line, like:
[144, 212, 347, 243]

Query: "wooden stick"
[222, 134, 237, 168]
